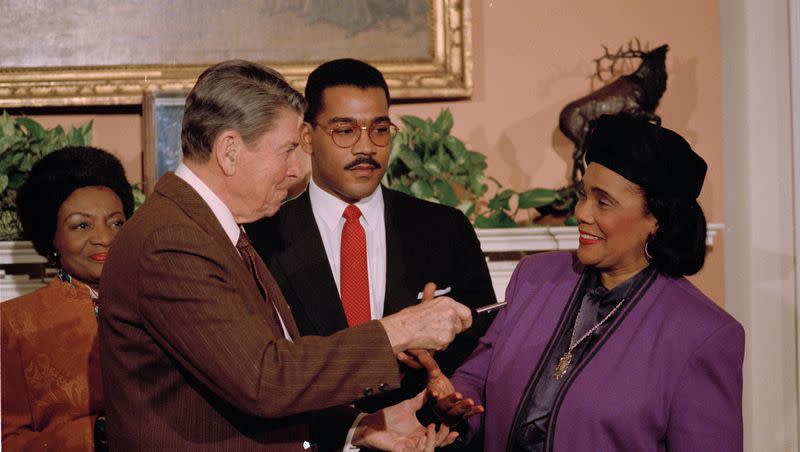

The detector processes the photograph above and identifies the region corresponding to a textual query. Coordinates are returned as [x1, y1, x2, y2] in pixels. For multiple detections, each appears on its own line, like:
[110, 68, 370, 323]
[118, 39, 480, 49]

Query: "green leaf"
[433, 179, 459, 207]
[387, 135, 404, 166]
[422, 160, 441, 175]
[15, 117, 45, 139]
[66, 126, 86, 146]
[0, 112, 15, 136]
[410, 179, 434, 199]
[488, 189, 514, 211]
[400, 115, 428, 132]
[0, 174, 8, 193]
[18, 153, 34, 172]
[433, 109, 454, 135]
[394, 184, 413, 196]
[0, 209, 23, 240]
[457, 199, 474, 216]
[7, 172, 26, 190]
[564, 216, 579, 226]
[518, 188, 558, 209]
[0, 135, 25, 153]
[443, 135, 467, 161]
[81, 120, 94, 143]
[468, 179, 488, 198]
[474, 211, 518, 228]
[397, 145, 423, 171]
[131, 183, 146, 210]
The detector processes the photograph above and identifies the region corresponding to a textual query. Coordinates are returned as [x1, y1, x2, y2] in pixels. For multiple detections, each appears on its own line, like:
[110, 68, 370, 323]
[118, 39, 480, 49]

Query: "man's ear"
[300, 122, 314, 156]
[213, 130, 240, 176]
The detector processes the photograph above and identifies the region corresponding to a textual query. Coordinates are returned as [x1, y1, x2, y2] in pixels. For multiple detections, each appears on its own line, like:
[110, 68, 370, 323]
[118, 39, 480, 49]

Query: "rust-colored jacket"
[99, 173, 401, 451]
[2, 277, 103, 451]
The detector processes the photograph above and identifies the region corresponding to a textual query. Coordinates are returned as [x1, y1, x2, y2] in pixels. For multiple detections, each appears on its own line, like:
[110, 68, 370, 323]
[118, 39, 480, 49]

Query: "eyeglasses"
[311, 120, 398, 148]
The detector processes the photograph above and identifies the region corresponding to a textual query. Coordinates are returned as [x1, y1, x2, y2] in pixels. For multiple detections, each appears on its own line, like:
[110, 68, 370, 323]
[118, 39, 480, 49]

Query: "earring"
[644, 238, 654, 262]
[49, 249, 61, 267]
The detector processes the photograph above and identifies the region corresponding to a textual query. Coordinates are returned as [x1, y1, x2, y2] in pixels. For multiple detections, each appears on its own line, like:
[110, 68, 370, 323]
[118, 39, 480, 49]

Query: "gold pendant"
[553, 351, 573, 380]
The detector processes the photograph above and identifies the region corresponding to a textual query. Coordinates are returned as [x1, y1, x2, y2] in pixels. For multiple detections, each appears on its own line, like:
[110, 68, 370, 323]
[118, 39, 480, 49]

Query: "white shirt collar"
[174, 162, 241, 246]
[308, 177, 384, 231]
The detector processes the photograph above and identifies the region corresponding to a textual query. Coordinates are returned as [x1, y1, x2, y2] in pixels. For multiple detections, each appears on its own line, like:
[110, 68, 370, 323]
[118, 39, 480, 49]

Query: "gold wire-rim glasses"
[310, 120, 399, 148]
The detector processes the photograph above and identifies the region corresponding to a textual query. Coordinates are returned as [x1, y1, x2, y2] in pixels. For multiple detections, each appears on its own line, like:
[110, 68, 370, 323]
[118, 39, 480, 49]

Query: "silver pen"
[475, 301, 507, 314]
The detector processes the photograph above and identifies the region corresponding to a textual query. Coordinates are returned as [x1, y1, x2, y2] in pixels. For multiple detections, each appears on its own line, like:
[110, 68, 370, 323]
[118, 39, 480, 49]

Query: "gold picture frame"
[0, 0, 471, 107]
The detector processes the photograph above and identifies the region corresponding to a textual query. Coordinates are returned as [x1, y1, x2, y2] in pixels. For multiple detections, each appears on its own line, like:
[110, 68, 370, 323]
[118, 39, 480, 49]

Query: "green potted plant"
[0, 112, 94, 240]
[384, 109, 578, 228]
[0, 111, 145, 242]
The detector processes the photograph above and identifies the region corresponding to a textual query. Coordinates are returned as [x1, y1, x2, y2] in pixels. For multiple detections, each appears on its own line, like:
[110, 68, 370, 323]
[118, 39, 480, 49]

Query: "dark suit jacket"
[246, 186, 496, 409]
[99, 173, 402, 451]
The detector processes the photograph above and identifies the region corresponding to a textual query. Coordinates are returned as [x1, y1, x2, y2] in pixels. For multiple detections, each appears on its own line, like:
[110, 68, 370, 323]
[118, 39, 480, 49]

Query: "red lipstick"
[578, 230, 602, 245]
[89, 253, 107, 262]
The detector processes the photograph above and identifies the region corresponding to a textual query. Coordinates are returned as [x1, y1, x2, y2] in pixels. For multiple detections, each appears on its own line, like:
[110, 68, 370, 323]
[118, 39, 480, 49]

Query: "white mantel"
[0, 223, 724, 302]
[477, 223, 723, 298]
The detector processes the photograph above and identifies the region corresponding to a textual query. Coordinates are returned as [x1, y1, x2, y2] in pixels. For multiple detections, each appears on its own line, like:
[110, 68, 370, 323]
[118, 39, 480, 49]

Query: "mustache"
[344, 156, 382, 170]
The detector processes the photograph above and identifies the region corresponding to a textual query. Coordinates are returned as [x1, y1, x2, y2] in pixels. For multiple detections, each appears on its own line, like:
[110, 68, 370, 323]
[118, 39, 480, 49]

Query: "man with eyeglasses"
[247, 58, 496, 412]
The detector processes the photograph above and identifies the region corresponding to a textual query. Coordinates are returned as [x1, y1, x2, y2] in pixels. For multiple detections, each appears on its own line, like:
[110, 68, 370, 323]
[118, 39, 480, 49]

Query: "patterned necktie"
[340, 204, 371, 327]
[236, 228, 296, 339]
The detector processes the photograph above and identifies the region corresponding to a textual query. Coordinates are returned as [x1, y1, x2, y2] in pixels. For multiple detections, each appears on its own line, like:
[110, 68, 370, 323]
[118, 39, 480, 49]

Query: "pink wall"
[393, 0, 724, 302]
[21, 0, 724, 303]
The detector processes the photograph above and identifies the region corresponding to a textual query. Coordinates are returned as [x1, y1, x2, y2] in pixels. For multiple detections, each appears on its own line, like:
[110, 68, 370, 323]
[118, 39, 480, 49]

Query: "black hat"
[584, 114, 707, 200]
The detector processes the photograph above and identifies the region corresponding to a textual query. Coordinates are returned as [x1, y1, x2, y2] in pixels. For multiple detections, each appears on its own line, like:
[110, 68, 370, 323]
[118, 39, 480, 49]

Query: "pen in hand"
[475, 301, 507, 314]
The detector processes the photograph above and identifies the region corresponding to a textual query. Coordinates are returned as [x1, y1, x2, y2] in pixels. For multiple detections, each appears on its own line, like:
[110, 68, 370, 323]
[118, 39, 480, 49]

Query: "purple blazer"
[451, 251, 744, 451]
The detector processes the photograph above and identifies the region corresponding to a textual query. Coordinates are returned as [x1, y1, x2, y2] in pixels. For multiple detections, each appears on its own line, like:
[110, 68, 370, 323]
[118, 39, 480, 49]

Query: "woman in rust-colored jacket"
[1, 146, 133, 451]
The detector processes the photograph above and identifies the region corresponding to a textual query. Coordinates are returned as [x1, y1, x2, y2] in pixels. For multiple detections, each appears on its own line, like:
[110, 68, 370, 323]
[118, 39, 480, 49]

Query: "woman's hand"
[406, 349, 484, 427]
[352, 391, 458, 451]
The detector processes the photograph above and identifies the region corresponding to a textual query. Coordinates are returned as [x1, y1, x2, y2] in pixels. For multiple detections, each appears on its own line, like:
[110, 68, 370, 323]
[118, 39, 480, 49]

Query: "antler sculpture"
[559, 41, 669, 183]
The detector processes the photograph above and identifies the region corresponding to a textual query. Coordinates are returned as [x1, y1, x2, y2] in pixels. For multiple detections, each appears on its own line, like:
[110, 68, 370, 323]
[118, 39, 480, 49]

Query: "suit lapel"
[259, 261, 301, 339]
[382, 187, 416, 316]
[155, 173, 294, 338]
[155, 173, 240, 264]
[275, 191, 349, 335]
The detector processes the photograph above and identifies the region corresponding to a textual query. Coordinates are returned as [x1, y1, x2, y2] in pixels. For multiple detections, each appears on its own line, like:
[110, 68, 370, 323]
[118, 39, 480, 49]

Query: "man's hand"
[380, 282, 472, 354]
[407, 349, 484, 427]
[352, 391, 458, 451]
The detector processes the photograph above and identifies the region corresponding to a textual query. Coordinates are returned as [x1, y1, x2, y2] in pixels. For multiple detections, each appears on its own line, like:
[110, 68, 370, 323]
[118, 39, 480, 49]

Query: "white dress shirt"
[174, 163, 292, 341]
[308, 178, 387, 319]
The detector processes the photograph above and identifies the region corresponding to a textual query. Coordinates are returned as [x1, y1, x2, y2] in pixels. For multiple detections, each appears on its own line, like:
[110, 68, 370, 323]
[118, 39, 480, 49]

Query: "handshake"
[350, 283, 485, 451]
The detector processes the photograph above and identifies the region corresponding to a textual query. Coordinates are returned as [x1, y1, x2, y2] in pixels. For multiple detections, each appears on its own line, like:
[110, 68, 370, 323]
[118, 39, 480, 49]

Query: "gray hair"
[181, 59, 306, 161]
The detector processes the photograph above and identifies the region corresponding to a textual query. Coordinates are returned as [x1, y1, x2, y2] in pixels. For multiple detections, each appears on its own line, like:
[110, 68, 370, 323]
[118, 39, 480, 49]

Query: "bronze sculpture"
[559, 41, 669, 183]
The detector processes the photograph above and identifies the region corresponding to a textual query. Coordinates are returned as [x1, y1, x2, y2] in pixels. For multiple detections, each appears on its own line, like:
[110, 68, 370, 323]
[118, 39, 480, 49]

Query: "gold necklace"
[553, 298, 625, 380]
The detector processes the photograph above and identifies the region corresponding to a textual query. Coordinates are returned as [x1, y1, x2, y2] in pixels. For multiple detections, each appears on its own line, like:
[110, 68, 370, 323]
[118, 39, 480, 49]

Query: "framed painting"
[142, 91, 187, 194]
[0, 0, 471, 107]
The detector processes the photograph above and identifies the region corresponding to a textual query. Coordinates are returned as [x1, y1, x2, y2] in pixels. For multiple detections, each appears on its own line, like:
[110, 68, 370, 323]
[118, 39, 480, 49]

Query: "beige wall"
[19, 0, 724, 302]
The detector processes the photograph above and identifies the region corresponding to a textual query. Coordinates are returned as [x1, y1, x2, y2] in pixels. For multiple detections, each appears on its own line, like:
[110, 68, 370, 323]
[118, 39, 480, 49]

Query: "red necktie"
[340, 204, 371, 327]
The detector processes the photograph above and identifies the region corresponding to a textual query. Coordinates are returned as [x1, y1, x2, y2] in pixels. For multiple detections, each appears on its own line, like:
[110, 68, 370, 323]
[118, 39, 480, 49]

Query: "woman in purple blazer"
[431, 114, 744, 451]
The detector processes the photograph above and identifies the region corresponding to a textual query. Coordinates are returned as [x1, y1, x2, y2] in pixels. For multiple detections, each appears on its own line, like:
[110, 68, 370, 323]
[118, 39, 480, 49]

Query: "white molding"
[0, 269, 48, 302]
[0, 226, 726, 303]
[476, 224, 723, 297]
[0, 240, 46, 265]
[476, 223, 723, 253]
